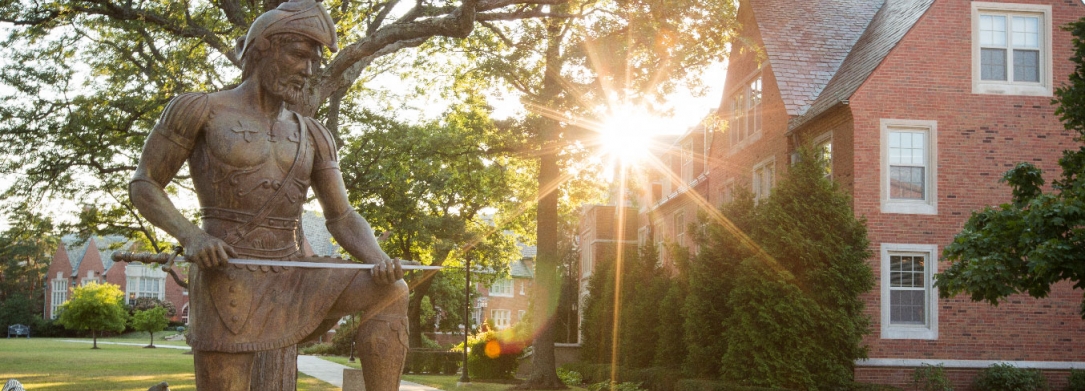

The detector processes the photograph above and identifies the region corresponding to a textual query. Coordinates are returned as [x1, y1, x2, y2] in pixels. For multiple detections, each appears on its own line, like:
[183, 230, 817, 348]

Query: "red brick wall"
[844, 0, 1085, 368]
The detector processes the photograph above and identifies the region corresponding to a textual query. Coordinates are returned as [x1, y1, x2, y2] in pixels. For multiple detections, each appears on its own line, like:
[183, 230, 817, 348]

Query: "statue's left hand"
[370, 256, 404, 285]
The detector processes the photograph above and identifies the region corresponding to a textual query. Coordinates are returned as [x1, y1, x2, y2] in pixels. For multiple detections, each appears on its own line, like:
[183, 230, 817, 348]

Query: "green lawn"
[317, 355, 588, 391]
[0, 338, 336, 391]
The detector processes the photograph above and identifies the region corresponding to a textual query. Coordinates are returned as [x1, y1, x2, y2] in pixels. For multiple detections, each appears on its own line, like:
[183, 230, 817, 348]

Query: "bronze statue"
[128, 1, 408, 389]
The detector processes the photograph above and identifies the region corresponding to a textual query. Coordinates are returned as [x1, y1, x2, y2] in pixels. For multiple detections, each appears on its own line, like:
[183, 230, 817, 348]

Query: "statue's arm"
[129, 93, 235, 268]
[308, 119, 402, 284]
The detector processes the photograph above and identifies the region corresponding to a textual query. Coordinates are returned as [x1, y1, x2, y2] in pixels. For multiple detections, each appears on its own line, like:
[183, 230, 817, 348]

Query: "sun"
[596, 104, 665, 167]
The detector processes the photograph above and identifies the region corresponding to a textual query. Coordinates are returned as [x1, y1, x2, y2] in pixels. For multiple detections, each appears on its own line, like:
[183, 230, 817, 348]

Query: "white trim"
[880, 119, 938, 215]
[881, 243, 939, 340]
[857, 358, 1085, 370]
[488, 278, 514, 298]
[814, 131, 834, 179]
[752, 156, 776, 202]
[971, 2, 1053, 96]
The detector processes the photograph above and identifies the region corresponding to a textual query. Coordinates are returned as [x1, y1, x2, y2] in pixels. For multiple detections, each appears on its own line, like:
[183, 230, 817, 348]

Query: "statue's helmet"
[237, 0, 338, 60]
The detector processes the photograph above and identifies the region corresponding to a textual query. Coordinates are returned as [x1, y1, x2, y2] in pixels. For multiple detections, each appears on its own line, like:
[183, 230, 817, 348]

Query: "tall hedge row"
[580, 149, 874, 390]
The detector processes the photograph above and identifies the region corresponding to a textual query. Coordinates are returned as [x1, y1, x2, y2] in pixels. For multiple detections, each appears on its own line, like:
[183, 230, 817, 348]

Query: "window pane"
[1014, 50, 1039, 82]
[1012, 16, 1039, 48]
[981, 48, 1007, 81]
[890, 290, 926, 324]
[980, 15, 1006, 46]
[890, 166, 925, 199]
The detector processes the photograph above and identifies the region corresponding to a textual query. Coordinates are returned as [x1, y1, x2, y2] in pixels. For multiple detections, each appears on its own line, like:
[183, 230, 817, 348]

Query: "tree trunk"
[408, 274, 436, 348]
[92, 330, 98, 349]
[148, 332, 155, 348]
[518, 7, 568, 388]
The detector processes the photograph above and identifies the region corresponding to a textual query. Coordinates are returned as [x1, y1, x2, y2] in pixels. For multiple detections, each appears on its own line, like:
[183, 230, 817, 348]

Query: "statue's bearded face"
[257, 35, 322, 106]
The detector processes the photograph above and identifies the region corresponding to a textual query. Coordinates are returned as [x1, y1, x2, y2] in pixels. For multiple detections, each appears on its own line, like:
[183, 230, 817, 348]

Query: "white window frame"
[971, 2, 1052, 96]
[814, 131, 833, 179]
[682, 139, 695, 183]
[51, 277, 68, 318]
[489, 278, 514, 297]
[752, 157, 776, 202]
[654, 222, 665, 266]
[729, 73, 764, 151]
[491, 309, 511, 330]
[673, 211, 687, 247]
[518, 310, 526, 322]
[720, 178, 736, 205]
[881, 243, 939, 340]
[880, 119, 938, 215]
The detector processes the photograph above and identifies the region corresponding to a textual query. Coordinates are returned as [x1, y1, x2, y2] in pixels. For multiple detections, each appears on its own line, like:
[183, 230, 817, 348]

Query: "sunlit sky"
[0, 19, 728, 232]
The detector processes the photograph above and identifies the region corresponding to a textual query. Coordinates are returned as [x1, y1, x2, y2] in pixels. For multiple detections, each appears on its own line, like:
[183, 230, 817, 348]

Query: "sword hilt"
[112, 250, 174, 265]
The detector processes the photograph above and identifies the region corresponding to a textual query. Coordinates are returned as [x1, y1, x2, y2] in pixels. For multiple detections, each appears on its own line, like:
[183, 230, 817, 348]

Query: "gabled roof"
[46, 243, 73, 279]
[790, 0, 935, 130]
[301, 211, 341, 257]
[63, 234, 129, 274]
[73, 237, 106, 279]
[510, 258, 534, 279]
[752, 0, 883, 116]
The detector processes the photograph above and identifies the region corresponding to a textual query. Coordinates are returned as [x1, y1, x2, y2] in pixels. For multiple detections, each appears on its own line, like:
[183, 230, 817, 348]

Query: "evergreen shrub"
[1068, 369, 1085, 391]
[972, 363, 1048, 391]
[911, 364, 952, 391]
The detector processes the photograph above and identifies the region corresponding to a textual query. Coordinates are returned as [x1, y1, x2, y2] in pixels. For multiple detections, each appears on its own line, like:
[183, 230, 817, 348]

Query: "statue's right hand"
[182, 234, 237, 269]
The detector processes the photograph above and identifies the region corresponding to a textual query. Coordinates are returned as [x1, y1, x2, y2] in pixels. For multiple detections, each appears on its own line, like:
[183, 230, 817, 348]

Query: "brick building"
[44, 211, 344, 325]
[580, 0, 1085, 387]
[474, 248, 536, 331]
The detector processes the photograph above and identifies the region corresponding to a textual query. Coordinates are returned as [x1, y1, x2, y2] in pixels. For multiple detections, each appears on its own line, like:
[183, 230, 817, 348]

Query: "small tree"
[56, 282, 128, 349]
[131, 306, 169, 348]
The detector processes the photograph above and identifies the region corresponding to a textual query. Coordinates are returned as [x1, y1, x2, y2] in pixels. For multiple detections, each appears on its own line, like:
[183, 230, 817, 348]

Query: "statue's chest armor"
[204, 110, 305, 172]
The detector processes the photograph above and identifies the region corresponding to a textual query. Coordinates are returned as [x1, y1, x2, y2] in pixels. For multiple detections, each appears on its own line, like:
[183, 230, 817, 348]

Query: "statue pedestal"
[343, 368, 365, 391]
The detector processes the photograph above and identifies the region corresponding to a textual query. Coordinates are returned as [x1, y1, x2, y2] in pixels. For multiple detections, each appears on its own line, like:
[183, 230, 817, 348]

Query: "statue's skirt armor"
[187, 254, 359, 353]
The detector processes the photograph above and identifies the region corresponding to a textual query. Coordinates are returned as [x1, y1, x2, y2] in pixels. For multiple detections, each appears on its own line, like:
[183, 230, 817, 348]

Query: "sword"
[111, 250, 443, 270]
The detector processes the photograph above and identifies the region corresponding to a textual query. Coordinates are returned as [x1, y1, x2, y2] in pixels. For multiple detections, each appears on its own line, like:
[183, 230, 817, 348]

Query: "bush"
[452, 327, 526, 380]
[557, 368, 583, 386]
[588, 381, 647, 391]
[912, 364, 952, 391]
[672, 379, 790, 391]
[330, 318, 361, 356]
[403, 350, 460, 375]
[972, 363, 1048, 391]
[1068, 369, 1085, 391]
[299, 343, 337, 355]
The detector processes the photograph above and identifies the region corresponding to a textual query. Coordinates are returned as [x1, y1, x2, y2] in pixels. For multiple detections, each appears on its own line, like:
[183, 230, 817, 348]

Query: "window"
[814, 132, 833, 179]
[51, 277, 68, 318]
[518, 310, 526, 322]
[470, 308, 481, 328]
[881, 243, 938, 340]
[181, 304, 190, 325]
[972, 2, 1052, 96]
[673, 211, 687, 247]
[729, 74, 763, 148]
[127, 276, 165, 303]
[682, 140, 695, 183]
[752, 157, 775, 202]
[492, 309, 511, 330]
[653, 222, 665, 266]
[881, 119, 937, 215]
[720, 179, 736, 205]
[638, 226, 649, 247]
[489, 278, 514, 297]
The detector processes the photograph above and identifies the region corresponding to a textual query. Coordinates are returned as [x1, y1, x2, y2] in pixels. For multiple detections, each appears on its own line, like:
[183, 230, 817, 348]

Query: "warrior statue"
[128, 1, 408, 389]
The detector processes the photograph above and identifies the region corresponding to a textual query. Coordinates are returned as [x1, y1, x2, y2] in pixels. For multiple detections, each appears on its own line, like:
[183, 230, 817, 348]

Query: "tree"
[0, 205, 58, 310]
[455, 0, 737, 385]
[56, 282, 129, 349]
[935, 17, 1085, 317]
[131, 306, 169, 348]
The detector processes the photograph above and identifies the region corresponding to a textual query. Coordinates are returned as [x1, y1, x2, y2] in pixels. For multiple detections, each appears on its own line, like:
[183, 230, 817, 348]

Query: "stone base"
[343, 368, 365, 391]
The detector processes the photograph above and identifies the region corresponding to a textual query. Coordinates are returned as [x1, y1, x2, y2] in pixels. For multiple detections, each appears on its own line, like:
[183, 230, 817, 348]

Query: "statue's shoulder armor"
[153, 92, 211, 150]
[302, 116, 340, 171]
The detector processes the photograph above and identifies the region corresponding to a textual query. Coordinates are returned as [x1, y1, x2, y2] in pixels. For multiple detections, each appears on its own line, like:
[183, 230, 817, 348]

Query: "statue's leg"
[329, 276, 409, 391]
[194, 350, 255, 391]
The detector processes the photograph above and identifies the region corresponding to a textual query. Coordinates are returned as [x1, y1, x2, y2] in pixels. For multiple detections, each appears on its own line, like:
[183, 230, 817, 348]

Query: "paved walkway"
[59, 340, 440, 390]
[297, 355, 440, 390]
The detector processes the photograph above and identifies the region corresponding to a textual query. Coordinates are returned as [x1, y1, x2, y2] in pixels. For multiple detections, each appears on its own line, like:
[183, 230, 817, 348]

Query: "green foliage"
[0, 207, 56, 314]
[1067, 368, 1085, 391]
[673, 379, 792, 391]
[453, 327, 527, 380]
[936, 16, 1085, 316]
[330, 316, 362, 356]
[130, 306, 169, 347]
[718, 149, 873, 389]
[588, 381, 647, 391]
[557, 368, 583, 386]
[56, 282, 130, 348]
[129, 297, 176, 318]
[912, 364, 953, 391]
[971, 364, 1048, 391]
[0, 292, 45, 331]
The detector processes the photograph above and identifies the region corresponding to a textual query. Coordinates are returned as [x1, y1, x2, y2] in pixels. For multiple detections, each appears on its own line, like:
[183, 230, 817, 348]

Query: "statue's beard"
[259, 61, 307, 106]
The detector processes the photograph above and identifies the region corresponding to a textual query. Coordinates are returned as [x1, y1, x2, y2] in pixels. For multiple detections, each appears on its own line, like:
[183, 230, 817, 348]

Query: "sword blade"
[227, 258, 443, 270]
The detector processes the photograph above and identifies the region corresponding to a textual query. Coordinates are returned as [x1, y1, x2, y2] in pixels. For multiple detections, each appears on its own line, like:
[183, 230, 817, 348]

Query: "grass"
[0, 338, 337, 391]
[316, 355, 588, 391]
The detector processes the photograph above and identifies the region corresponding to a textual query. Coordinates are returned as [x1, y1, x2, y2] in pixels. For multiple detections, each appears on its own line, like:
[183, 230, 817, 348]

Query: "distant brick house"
[44, 211, 344, 325]
[581, 0, 1085, 387]
[475, 248, 535, 331]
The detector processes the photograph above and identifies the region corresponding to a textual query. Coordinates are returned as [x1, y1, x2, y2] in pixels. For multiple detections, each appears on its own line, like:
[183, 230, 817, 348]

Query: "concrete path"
[58, 340, 440, 390]
[296, 355, 441, 390]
